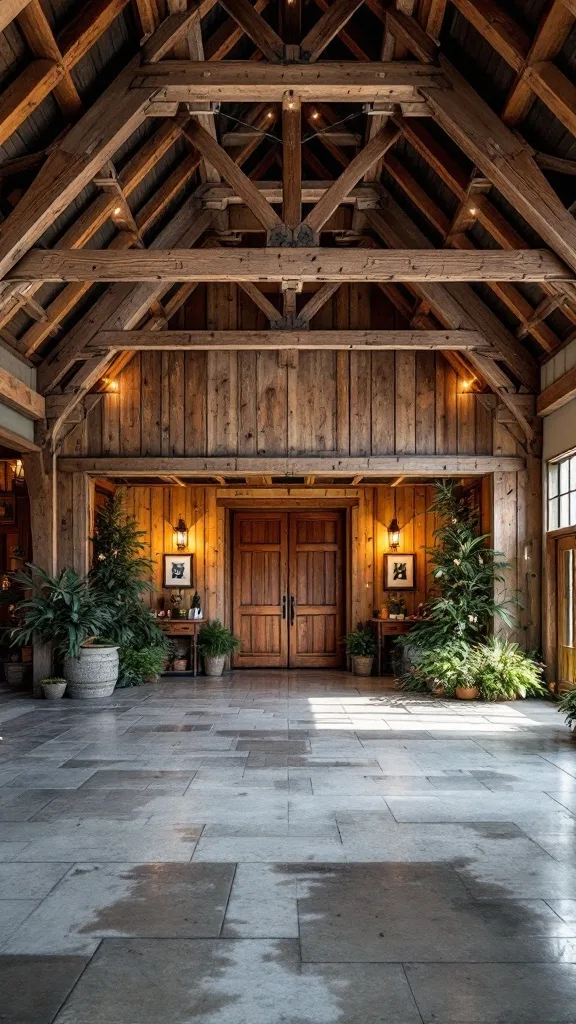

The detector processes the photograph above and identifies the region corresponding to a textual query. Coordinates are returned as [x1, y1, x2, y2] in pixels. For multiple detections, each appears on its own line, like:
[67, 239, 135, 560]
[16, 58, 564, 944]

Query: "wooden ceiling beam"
[300, 0, 366, 61]
[538, 364, 576, 416]
[238, 283, 281, 323]
[300, 126, 401, 239]
[0, 0, 33, 32]
[180, 120, 282, 232]
[16, 0, 81, 119]
[282, 92, 302, 230]
[133, 61, 446, 101]
[298, 283, 341, 324]
[12, 247, 571, 283]
[87, 329, 487, 350]
[218, 0, 284, 61]
[310, 0, 369, 61]
[204, 0, 269, 59]
[58, 454, 526, 476]
[503, 0, 575, 124]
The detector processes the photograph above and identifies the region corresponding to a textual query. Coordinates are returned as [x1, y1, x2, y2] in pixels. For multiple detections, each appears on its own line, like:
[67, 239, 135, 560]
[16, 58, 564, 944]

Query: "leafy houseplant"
[120, 644, 171, 687]
[343, 624, 376, 677]
[558, 689, 576, 732]
[197, 620, 240, 677]
[398, 640, 470, 696]
[397, 481, 514, 691]
[10, 565, 118, 699]
[467, 638, 545, 701]
[90, 491, 170, 687]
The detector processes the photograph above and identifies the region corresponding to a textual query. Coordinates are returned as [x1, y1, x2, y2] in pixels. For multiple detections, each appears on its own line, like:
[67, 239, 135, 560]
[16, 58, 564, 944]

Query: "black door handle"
[282, 595, 287, 619]
[290, 595, 296, 625]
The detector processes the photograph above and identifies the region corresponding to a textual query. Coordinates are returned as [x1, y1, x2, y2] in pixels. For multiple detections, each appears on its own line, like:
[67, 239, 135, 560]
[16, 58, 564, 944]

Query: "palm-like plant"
[10, 565, 112, 659]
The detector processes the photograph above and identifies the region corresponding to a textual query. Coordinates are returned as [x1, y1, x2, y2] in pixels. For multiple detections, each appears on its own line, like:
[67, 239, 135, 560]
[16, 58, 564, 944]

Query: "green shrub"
[558, 689, 576, 729]
[468, 637, 545, 701]
[343, 624, 376, 658]
[397, 640, 470, 694]
[118, 644, 171, 688]
[197, 620, 240, 658]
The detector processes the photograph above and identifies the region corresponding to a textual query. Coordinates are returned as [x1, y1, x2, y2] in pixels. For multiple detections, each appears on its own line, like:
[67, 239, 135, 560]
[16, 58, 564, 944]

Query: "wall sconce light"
[101, 377, 119, 393]
[173, 515, 188, 551]
[13, 459, 24, 483]
[387, 517, 401, 550]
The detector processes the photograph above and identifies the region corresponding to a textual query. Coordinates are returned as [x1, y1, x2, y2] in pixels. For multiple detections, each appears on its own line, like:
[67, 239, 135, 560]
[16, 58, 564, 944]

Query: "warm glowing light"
[13, 459, 24, 481]
[101, 377, 119, 393]
[461, 378, 476, 390]
[173, 515, 188, 551]
[113, 206, 122, 216]
[287, 101, 295, 109]
[387, 517, 401, 550]
[469, 206, 477, 216]
[267, 110, 274, 119]
[311, 111, 319, 120]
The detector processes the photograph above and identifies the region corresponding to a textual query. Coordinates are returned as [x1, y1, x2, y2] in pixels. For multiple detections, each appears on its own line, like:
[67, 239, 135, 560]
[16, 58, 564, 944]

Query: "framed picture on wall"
[384, 553, 416, 590]
[163, 553, 194, 589]
[0, 493, 16, 525]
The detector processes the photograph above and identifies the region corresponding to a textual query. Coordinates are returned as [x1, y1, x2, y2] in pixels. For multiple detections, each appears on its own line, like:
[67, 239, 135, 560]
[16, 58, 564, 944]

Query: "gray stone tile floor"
[1, 672, 576, 1022]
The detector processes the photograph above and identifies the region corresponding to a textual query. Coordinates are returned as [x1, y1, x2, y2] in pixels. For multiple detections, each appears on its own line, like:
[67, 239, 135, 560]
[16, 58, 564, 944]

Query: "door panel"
[558, 535, 576, 691]
[233, 512, 288, 667]
[289, 512, 344, 668]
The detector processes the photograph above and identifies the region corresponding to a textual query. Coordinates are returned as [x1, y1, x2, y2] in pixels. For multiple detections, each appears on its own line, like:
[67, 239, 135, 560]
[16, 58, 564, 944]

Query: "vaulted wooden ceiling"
[1, 0, 576, 453]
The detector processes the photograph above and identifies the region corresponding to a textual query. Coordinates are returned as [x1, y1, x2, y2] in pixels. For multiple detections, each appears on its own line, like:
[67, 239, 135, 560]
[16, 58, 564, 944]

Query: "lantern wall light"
[387, 517, 401, 550]
[173, 515, 188, 551]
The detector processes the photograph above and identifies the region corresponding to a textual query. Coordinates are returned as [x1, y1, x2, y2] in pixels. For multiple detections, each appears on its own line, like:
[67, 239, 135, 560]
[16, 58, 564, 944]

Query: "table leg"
[193, 628, 198, 677]
[377, 624, 382, 677]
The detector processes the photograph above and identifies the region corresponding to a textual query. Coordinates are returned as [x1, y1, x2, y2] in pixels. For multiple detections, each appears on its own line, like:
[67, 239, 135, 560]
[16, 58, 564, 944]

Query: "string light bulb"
[113, 206, 122, 216]
[469, 206, 477, 216]
[311, 110, 319, 120]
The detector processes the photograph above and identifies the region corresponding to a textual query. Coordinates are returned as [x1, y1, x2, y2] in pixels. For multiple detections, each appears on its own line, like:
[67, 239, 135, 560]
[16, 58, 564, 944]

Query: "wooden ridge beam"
[87, 329, 488, 350]
[132, 61, 447, 101]
[197, 181, 382, 206]
[11, 247, 572, 283]
[57, 455, 526, 476]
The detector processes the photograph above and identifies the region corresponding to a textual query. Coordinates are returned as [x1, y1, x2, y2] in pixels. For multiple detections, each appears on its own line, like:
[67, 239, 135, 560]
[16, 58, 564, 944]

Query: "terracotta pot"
[172, 658, 188, 673]
[42, 681, 67, 700]
[353, 655, 373, 677]
[455, 684, 479, 700]
[428, 680, 445, 696]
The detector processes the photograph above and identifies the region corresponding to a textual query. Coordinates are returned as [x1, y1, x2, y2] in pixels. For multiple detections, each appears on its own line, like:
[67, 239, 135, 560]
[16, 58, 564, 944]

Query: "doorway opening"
[231, 509, 345, 669]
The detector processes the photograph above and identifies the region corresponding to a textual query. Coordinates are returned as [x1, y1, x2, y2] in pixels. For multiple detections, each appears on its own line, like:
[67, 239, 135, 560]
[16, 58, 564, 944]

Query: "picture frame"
[384, 553, 416, 591]
[163, 553, 194, 589]
[0, 493, 16, 526]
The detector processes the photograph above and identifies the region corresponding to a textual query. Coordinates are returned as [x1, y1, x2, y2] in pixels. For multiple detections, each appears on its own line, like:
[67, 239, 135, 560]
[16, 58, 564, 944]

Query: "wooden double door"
[232, 510, 345, 668]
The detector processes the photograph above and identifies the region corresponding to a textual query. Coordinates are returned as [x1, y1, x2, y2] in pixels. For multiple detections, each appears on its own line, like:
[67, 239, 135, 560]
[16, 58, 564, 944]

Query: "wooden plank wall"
[81, 285, 493, 459]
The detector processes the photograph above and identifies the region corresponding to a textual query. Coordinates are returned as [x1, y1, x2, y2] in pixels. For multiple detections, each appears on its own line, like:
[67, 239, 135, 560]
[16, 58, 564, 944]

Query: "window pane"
[571, 456, 576, 491]
[560, 493, 570, 527]
[549, 497, 559, 531]
[560, 459, 570, 494]
[549, 463, 559, 497]
[571, 491, 576, 527]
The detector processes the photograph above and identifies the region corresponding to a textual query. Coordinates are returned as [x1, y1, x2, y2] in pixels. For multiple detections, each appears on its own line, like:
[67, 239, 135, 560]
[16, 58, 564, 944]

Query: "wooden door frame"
[543, 525, 576, 689]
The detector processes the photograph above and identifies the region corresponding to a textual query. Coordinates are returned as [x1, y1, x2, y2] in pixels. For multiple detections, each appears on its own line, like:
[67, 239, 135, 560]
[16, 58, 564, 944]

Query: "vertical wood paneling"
[416, 352, 435, 455]
[371, 352, 395, 454]
[257, 350, 287, 455]
[141, 352, 161, 456]
[119, 355, 141, 455]
[395, 352, 416, 454]
[184, 353, 207, 456]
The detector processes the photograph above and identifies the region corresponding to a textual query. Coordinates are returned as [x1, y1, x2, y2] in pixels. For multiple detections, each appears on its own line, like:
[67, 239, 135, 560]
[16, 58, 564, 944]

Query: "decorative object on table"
[0, 493, 16, 525]
[170, 590, 184, 616]
[40, 677, 67, 700]
[189, 591, 202, 619]
[384, 553, 416, 591]
[197, 620, 240, 677]
[10, 565, 118, 698]
[163, 553, 193, 589]
[172, 655, 188, 672]
[396, 481, 514, 693]
[343, 623, 376, 676]
[172, 514, 188, 551]
[387, 594, 407, 620]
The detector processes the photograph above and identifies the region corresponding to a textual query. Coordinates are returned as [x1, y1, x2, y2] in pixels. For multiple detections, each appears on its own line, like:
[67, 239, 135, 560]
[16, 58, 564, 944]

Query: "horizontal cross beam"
[9, 248, 572, 283]
[133, 61, 446, 102]
[87, 329, 489, 351]
[57, 455, 526, 476]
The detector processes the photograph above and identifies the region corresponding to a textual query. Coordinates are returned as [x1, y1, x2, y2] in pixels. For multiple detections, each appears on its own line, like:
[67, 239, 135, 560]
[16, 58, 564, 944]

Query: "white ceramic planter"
[64, 645, 119, 698]
[204, 654, 226, 677]
[42, 681, 67, 700]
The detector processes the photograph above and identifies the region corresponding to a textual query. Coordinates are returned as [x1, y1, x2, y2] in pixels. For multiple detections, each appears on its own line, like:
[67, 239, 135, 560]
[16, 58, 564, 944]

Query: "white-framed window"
[548, 451, 576, 531]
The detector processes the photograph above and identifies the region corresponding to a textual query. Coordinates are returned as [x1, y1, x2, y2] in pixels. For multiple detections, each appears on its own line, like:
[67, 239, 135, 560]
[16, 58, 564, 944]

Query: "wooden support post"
[22, 448, 57, 692]
[282, 92, 302, 230]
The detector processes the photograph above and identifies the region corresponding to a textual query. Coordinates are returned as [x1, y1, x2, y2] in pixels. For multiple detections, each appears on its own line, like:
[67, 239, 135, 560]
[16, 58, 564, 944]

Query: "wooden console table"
[371, 617, 418, 676]
[157, 619, 205, 676]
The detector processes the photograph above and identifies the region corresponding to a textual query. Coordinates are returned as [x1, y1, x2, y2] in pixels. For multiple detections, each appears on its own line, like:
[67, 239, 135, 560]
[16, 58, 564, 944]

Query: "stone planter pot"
[172, 658, 188, 672]
[204, 654, 226, 677]
[42, 681, 67, 700]
[4, 662, 26, 685]
[64, 645, 118, 699]
[353, 655, 373, 677]
[455, 684, 479, 700]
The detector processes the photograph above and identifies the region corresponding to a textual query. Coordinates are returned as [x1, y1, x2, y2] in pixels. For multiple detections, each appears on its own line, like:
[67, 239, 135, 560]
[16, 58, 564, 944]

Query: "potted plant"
[3, 652, 27, 686]
[343, 624, 376, 676]
[120, 643, 170, 685]
[558, 689, 576, 734]
[197, 620, 240, 677]
[40, 677, 67, 700]
[398, 640, 470, 697]
[10, 565, 118, 699]
[468, 638, 545, 701]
